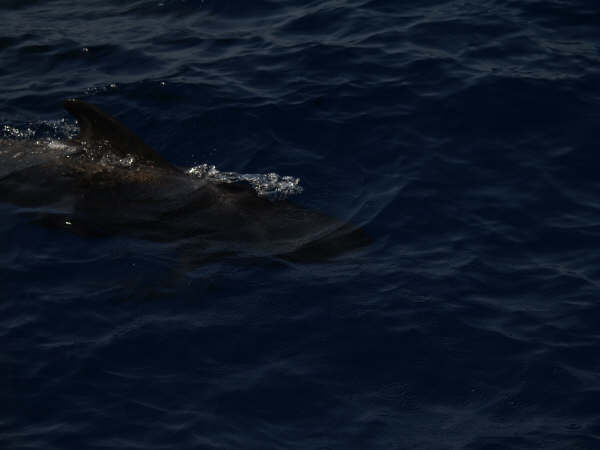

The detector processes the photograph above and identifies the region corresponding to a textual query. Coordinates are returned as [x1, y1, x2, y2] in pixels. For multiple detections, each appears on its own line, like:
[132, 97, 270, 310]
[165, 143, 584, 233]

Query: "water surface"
[2, 1, 600, 448]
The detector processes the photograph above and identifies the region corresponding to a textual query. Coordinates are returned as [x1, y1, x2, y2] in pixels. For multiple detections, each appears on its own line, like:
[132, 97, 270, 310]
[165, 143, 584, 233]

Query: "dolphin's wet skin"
[0, 100, 371, 264]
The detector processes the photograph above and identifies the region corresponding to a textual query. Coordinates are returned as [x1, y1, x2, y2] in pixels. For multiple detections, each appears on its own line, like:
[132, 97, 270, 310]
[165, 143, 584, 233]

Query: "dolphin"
[0, 100, 371, 263]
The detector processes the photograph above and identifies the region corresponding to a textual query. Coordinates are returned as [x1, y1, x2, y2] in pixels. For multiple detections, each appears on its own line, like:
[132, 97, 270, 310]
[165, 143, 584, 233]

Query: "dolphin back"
[63, 99, 175, 169]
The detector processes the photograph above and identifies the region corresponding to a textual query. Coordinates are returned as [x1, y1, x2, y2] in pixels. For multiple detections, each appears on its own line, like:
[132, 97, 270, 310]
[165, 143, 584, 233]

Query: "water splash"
[2, 119, 78, 140]
[187, 164, 304, 200]
[2, 124, 35, 139]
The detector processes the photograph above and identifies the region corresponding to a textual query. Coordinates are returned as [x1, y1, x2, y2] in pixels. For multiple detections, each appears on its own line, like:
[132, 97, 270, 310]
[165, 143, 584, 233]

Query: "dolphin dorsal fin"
[64, 99, 175, 169]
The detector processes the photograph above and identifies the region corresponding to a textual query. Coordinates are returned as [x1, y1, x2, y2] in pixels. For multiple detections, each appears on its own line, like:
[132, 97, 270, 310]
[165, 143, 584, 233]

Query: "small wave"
[187, 163, 303, 199]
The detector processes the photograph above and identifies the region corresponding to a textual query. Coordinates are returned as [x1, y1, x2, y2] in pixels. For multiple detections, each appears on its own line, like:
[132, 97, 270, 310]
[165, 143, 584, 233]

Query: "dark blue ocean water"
[2, 1, 600, 448]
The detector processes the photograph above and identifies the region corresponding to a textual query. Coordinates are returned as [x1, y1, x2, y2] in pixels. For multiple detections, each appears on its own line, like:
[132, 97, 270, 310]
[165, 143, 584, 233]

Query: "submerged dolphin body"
[0, 100, 370, 262]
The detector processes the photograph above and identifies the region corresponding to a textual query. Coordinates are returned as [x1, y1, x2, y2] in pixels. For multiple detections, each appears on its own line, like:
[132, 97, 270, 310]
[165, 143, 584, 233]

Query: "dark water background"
[2, 1, 600, 448]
